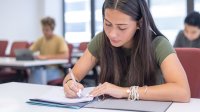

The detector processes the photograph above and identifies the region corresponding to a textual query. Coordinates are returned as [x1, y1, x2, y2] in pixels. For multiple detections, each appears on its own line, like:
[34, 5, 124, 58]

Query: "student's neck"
[45, 34, 54, 40]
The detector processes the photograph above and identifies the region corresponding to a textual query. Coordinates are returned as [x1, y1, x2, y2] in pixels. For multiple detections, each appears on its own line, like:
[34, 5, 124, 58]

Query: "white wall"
[0, 0, 63, 54]
[43, 0, 63, 36]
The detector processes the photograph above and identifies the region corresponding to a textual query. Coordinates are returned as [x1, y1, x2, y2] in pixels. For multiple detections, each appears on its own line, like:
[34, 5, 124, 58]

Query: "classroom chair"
[176, 48, 200, 98]
[9, 41, 30, 57]
[0, 40, 8, 57]
[78, 42, 89, 52]
[47, 43, 74, 86]
[0, 41, 30, 83]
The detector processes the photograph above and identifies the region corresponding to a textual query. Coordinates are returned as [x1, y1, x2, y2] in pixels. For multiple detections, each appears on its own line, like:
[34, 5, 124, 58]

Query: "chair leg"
[16, 70, 28, 82]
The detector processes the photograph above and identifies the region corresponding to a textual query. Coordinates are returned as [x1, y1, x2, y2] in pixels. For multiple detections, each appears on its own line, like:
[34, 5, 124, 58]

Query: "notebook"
[85, 99, 172, 112]
[27, 87, 95, 109]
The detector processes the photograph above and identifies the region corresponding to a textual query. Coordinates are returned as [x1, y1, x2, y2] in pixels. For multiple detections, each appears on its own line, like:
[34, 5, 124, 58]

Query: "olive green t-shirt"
[88, 32, 175, 86]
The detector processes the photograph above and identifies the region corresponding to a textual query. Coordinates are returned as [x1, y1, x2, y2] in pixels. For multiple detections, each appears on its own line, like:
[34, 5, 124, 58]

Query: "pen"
[68, 68, 82, 97]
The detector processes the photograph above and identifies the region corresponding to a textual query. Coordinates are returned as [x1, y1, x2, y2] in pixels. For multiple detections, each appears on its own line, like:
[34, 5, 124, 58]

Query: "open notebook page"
[33, 87, 95, 104]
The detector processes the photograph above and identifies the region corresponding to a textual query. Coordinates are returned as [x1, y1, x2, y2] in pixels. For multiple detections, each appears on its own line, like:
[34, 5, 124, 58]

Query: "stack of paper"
[27, 87, 95, 109]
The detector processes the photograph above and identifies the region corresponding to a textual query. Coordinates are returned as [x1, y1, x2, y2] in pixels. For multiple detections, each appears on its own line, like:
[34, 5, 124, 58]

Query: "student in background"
[29, 17, 69, 84]
[63, 0, 190, 102]
[174, 11, 200, 47]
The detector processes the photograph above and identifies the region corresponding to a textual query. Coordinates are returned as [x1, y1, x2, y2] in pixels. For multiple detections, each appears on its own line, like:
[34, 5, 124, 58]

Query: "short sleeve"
[58, 37, 68, 53]
[29, 37, 43, 52]
[153, 36, 176, 66]
[88, 32, 103, 59]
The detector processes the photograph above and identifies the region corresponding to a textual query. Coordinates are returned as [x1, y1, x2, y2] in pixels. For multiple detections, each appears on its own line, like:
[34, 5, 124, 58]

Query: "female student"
[63, 0, 190, 102]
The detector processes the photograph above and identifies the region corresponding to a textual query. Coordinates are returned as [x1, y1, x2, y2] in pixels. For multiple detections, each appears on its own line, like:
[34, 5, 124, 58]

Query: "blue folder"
[27, 98, 94, 109]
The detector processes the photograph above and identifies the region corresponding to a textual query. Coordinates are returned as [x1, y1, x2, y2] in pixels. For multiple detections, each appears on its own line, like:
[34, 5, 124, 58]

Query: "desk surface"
[0, 57, 68, 67]
[0, 82, 199, 112]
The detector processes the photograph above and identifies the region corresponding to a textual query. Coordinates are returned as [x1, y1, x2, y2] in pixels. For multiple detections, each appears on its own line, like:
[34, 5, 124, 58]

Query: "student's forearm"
[45, 53, 69, 59]
[63, 59, 96, 85]
[139, 83, 190, 102]
[63, 63, 85, 85]
[121, 83, 190, 102]
[63, 67, 85, 85]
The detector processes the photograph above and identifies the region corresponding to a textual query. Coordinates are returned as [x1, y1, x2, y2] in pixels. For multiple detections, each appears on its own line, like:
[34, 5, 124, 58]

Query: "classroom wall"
[0, 0, 63, 54]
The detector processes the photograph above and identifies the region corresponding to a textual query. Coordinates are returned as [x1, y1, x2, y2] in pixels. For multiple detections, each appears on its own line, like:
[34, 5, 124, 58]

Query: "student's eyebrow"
[104, 18, 112, 24]
[104, 18, 128, 26]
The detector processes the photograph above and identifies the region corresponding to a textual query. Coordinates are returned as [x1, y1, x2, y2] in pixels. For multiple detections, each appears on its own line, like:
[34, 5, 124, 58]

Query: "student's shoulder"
[177, 30, 185, 38]
[88, 32, 103, 59]
[35, 36, 44, 43]
[178, 30, 184, 35]
[54, 35, 64, 39]
[152, 35, 174, 53]
[152, 35, 175, 65]
[53, 35, 66, 42]
[93, 32, 103, 40]
[152, 35, 170, 47]
[89, 32, 103, 45]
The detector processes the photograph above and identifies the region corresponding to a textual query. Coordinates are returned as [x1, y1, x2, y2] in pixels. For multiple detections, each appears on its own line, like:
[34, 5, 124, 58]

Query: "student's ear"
[137, 18, 143, 29]
[136, 22, 140, 29]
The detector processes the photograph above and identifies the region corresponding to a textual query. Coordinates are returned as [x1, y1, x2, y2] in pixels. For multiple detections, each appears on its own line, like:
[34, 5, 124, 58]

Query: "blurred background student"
[174, 11, 200, 48]
[29, 16, 69, 84]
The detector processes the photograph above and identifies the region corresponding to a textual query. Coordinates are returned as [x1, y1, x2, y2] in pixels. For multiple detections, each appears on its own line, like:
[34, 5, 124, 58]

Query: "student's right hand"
[63, 80, 84, 98]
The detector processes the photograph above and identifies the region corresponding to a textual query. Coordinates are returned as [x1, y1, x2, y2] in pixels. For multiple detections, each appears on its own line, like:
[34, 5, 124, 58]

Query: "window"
[64, 0, 91, 43]
[150, 0, 187, 44]
[95, 0, 104, 35]
[195, 0, 200, 11]
[64, 0, 190, 44]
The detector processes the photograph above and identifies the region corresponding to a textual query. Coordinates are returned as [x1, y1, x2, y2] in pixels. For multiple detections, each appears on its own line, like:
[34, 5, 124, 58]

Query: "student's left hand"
[89, 82, 128, 98]
[35, 55, 48, 60]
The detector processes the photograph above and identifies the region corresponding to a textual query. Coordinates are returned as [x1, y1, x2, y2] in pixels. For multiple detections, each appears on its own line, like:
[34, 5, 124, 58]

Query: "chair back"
[9, 41, 29, 57]
[0, 40, 8, 57]
[176, 48, 200, 98]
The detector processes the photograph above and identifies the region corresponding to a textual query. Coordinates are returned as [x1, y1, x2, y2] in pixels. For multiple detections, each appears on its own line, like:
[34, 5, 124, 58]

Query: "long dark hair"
[99, 0, 164, 87]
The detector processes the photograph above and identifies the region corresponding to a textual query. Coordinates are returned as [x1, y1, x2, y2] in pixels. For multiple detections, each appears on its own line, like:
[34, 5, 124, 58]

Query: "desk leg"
[41, 67, 47, 85]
